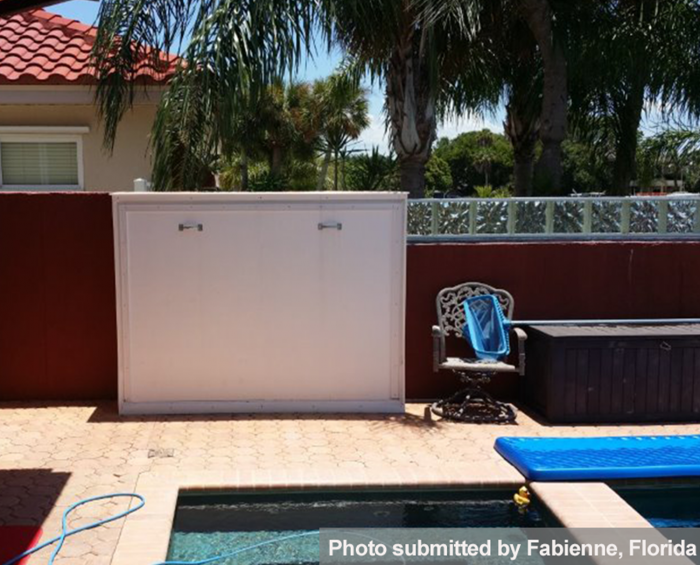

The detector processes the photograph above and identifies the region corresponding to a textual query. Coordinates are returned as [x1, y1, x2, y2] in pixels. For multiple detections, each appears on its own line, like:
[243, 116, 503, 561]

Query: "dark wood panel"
[670, 348, 683, 413]
[599, 348, 613, 416]
[682, 348, 695, 413]
[587, 348, 602, 415]
[634, 348, 647, 415]
[522, 325, 700, 423]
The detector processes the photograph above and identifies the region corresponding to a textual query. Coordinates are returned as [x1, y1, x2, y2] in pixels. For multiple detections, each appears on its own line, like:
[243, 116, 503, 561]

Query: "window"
[0, 130, 85, 190]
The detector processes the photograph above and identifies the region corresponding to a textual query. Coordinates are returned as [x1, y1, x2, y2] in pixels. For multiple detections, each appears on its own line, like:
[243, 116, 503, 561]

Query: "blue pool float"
[495, 435, 700, 481]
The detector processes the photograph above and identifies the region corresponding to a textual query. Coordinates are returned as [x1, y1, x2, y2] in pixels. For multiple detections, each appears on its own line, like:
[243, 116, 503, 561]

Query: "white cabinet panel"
[113, 194, 405, 414]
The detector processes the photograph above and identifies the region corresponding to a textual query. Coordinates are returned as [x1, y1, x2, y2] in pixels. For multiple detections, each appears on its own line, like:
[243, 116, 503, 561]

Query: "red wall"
[2, 193, 700, 402]
[0, 193, 117, 400]
[406, 241, 700, 400]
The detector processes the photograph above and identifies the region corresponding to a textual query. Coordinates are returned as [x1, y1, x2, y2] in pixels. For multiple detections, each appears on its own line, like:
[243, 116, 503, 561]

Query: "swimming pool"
[615, 485, 700, 528]
[167, 490, 556, 564]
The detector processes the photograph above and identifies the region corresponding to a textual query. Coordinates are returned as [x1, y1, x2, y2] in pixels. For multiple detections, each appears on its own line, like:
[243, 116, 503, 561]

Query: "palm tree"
[493, 5, 542, 196]
[516, 0, 568, 193]
[346, 147, 398, 191]
[91, 0, 500, 195]
[570, 0, 700, 194]
[639, 129, 700, 190]
[259, 81, 318, 178]
[313, 71, 369, 191]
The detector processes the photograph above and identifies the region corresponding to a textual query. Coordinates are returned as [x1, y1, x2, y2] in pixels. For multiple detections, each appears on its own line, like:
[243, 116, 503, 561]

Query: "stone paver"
[1, 401, 699, 564]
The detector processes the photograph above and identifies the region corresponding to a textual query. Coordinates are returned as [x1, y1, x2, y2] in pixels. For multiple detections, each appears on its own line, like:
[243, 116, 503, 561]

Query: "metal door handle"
[318, 222, 342, 231]
[179, 223, 203, 232]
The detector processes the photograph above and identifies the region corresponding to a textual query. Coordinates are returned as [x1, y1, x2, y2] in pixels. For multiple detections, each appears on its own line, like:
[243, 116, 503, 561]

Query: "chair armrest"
[432, 325, 445, 372]
[512, 327, 527, 376]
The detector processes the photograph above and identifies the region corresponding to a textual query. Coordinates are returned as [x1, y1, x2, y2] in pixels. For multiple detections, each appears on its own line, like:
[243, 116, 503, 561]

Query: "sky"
[51, 0, 506, 153]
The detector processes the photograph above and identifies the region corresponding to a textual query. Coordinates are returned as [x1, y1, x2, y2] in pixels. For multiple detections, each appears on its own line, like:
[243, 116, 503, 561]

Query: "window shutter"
[1, 141, 79, 186]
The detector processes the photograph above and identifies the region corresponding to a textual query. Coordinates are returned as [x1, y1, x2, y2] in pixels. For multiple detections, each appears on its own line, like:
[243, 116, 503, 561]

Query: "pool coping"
[111, 465, 653, 565]
[530, 482, 651, 529]
[111, 464, 652, 565]
[111, 463, 522, 564]
[111, 466, 653, 564]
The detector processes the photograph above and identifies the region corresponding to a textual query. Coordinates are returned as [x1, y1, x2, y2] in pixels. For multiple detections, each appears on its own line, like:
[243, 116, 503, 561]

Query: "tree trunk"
[270, 146, 284, 176]
[611, 79, 645, 195]
[519, 0, 567, 193]
[240, 150, 249, 191]
[341, 155, 347, 191]
[333, 150, 339, 191]
[400, 159, 427, 199]
[504, 101, 539, 196]
[513, 158, 535, 196]
[317, 151, 332, 191]
[386, 30, 436, 198]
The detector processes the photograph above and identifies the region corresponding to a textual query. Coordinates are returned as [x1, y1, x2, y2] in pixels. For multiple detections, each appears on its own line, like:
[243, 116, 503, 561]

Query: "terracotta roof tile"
[0, 9, 177, 85]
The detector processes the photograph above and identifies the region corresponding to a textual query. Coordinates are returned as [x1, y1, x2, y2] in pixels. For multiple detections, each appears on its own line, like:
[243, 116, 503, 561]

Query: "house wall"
[2, 192, 700, 402]
[0, 103, 156, 192]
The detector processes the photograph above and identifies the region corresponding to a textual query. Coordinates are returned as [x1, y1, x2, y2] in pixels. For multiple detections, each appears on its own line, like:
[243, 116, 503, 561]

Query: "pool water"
[167, 490, 555, 564]
[616, 485, 700, 528]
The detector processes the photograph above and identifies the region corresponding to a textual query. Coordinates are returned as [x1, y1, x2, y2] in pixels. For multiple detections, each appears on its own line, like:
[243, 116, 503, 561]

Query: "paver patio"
[1, 401, 699, 564]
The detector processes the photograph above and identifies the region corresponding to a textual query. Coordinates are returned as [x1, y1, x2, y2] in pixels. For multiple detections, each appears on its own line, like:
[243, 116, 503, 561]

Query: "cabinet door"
[123, 206, 325, 402]
[313, 205, 402, 400]
[121, 203, 402, 404]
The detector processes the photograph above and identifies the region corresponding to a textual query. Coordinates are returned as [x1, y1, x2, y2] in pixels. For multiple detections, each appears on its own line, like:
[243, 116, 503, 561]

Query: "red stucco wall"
[0, 193, 117, 400]
[2, 192, 700, 402]
[406, 241, 700, 400]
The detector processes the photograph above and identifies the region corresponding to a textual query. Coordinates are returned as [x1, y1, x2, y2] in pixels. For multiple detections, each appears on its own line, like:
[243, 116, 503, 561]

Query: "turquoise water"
[616, 485, 700, 528]
[167, 490, 555, 564]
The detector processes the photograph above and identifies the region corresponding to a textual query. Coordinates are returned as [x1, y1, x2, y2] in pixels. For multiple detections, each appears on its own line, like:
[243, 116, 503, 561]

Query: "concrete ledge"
[530, 482, 651, 528]
[111, 465, 524, 564]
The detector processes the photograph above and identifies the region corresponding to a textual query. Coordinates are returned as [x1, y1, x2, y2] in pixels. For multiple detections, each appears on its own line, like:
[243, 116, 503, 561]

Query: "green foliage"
[218, 157, 318, 192]
[637, 129, 700, 191]
[424, 155, 453, 196]
[568, 0, 700, 193]
[286, 160, 319, 191]
[560, 138, 614, 194]
[432, 130, 514, 194]
[313, 70, 370, 190]
[92, 0, 700, 195]
[345, 147, 398, 191]
[473, 185, 511, 198]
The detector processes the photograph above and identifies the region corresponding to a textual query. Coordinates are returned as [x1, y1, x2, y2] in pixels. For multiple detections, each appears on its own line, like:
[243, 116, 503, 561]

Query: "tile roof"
[0, 9, 177, 85]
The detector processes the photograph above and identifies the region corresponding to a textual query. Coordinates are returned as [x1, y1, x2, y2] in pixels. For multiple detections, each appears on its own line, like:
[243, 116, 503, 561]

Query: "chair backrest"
[436, 282, 514, 338]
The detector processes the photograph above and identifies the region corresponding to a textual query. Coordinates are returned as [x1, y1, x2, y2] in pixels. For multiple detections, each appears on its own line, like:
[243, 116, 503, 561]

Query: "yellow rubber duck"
[513, 486, 531, 509]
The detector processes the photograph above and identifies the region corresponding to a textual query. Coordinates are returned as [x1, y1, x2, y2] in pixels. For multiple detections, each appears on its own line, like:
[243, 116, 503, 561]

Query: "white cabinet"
[113, 193, 406, 414]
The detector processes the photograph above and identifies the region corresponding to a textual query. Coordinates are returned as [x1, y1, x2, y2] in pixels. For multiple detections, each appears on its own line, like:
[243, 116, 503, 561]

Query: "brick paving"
[1, 401, 699, 564]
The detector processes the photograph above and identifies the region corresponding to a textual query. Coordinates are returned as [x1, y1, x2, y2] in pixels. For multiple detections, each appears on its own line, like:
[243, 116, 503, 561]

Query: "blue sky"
[51, 0, 506, 153]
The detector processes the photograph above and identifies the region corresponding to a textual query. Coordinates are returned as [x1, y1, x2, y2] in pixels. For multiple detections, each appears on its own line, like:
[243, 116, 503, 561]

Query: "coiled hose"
[1, 493, 319, 565]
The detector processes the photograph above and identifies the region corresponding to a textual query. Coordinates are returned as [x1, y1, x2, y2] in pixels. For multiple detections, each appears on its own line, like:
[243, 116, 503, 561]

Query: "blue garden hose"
[2, 492, 319, 565]
[2, 493, 146, 565]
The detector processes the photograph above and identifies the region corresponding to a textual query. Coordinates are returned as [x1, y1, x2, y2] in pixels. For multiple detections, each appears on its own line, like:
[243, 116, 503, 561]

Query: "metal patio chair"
[431, 282, 527, 423]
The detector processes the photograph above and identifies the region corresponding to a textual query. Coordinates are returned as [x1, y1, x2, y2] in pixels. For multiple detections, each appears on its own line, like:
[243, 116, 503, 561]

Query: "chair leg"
[430, 372, 517, 424]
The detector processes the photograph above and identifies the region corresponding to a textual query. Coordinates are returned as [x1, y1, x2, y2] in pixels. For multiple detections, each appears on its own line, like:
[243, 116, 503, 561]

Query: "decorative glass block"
[476, 201, 508, 234]
[407, 201, 432, 235]
[668, 200, 697, 234]
[409, 197, 698, 238]
[630, 200, 658, 233]
[437, 201, 470, 235]
[515, 201, 546, 234]
[592, 201, 622, 233]
[553, 201, 583, 233]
